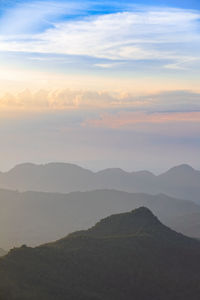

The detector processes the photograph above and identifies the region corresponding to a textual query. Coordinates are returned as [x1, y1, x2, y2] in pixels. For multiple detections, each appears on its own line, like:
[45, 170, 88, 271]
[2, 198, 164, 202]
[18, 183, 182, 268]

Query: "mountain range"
[1, 189, 200, 249]
[0, 163, 199, 203]
[1, 207, 200, 300]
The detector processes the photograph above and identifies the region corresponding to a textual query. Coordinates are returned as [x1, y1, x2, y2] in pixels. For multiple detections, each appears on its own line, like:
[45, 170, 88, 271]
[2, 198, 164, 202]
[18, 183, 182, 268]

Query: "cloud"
[0, 89, 200, 112]
[0, 1, 86, 35]
[94, 62, 124, 68]
[0, 5, 200, 68]
[83, 111, 200, 129]
[0, 89, 152, 110]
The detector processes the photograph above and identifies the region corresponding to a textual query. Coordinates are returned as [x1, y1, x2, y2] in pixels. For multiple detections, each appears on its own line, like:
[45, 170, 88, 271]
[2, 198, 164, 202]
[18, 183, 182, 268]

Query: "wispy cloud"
[0, 1, 87, 34]
[94, 62, 125, 68]
[0, 4, 200, 69]
[84, 111, 200, 129]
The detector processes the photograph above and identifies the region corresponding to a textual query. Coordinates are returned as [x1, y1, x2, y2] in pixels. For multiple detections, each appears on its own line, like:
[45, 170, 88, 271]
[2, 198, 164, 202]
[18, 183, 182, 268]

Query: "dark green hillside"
[0, 208, 200, 300]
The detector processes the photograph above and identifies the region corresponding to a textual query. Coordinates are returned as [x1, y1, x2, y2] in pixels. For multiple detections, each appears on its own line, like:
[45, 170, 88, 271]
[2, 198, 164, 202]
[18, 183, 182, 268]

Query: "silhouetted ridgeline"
[1, 208, 200, 300]
[1, 189, 200, 249]
[0, 163, 200, 202]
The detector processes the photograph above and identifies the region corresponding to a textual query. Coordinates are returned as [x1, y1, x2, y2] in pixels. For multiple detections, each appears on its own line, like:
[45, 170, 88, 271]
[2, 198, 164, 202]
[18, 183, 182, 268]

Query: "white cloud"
[0, 1, 86, 35]
[94, 62, 124, 68]
[0, 6, 200, 68]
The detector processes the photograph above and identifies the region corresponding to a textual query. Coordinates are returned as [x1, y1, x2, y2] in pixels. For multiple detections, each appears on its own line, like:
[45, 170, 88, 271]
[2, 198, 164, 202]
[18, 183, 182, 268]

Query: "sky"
[0, 0, 200, 172]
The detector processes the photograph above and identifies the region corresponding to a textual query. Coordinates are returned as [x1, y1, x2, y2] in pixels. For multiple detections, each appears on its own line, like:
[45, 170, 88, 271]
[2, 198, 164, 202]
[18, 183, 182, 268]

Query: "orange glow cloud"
[84, 111, 200, 128]
[0, 89, 153, 111]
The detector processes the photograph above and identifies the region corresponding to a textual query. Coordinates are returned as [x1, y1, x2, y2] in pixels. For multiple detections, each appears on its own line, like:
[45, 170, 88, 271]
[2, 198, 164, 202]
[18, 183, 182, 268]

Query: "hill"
[1, 189, 200, 249]
[0, 163, 200, 203]
[0, 208, 200, 300]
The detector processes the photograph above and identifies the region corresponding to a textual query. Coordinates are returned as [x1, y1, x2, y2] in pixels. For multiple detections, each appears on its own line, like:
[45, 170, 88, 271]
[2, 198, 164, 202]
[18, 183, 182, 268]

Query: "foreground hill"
[0, 208, 200, 300]
[1, 189, 200, 249]
[0, 163, 200, 203]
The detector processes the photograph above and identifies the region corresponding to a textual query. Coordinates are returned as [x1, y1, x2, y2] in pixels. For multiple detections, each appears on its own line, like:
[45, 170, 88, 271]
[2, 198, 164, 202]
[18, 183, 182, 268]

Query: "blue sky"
[1, 0, 200, 36]
[0, 0, 200, 91]
[0, 0, 200, 171]
[1, 0, 200, 11]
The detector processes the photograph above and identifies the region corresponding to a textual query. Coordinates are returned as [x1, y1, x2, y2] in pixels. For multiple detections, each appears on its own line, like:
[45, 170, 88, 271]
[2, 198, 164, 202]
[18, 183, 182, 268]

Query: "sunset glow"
[0, 0, 199, 171]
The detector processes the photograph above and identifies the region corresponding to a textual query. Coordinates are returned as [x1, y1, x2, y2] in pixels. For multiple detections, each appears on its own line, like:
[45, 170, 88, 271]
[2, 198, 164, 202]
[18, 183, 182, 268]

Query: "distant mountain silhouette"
[0, 162, 199, 202]
[1, 189, 200, 249]
[1, 208, 200, 300]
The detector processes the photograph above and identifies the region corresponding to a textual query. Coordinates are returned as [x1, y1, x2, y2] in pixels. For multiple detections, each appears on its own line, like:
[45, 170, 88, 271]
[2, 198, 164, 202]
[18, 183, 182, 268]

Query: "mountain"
[0, 163, 94, 193]
[157, 164, 200, 201]
[1, 208, 200, 300]
[1, 189, 200, 249]
[0, 249, 6, 257]
[167, 212, 200, 238]
[0, 163, 200, 203]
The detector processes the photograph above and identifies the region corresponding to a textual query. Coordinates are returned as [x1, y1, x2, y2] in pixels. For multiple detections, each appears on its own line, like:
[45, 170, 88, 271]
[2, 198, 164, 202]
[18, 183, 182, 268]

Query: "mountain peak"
[8, 162, 92, 173]
[76, 207, 165, 238]
[166, 164, 195, 174]
[0, 210, 199, 300]
[131, 206, 154, 216]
